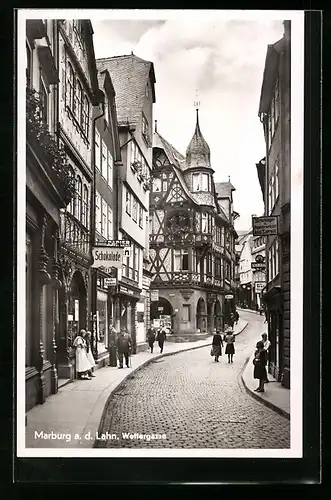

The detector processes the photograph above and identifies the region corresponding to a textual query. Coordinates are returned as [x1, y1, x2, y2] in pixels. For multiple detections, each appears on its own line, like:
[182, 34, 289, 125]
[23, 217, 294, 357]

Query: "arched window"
[75, 79, 83, 124]
[66, 61, 74, 110]
[75, 176, 82, 221]
[82, 185, 88, 227]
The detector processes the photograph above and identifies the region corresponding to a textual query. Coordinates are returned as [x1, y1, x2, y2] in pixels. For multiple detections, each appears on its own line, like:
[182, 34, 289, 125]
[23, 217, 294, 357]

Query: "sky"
[92, 15, 285, 232]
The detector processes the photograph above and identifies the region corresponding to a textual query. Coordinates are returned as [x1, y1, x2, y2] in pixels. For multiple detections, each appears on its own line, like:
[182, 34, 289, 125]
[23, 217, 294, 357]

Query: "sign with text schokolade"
[91, 247, 123, 269]
[252, 216, 278, 236]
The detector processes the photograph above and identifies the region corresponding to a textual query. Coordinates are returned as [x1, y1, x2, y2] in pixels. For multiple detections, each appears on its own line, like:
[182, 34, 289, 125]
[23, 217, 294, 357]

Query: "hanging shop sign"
[255, 254, 265, 263]
[150, 290, 159, 302]
[252, 216, 278, 236]
[104, 277, 117, 286]
[105, 240, 131, 248]
[92, 246, 123, 270]
[255, 282, 266, 293]
[251, 262, 266, 269]
[225, 294, 234, 300]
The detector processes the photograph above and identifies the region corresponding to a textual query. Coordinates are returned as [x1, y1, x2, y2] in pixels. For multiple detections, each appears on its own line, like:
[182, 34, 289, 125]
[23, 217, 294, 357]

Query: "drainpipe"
[90, 90, 105, 360]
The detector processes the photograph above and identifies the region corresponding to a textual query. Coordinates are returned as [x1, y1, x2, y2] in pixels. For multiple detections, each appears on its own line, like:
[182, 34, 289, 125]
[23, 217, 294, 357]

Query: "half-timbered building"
[149, 111, 238, 340]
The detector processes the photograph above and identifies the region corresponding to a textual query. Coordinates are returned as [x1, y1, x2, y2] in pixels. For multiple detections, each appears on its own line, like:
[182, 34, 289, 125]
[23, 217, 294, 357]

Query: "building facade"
[149, 111, 238, 340]
[96, 54, 156, 352]
[257, 21, 291, 388]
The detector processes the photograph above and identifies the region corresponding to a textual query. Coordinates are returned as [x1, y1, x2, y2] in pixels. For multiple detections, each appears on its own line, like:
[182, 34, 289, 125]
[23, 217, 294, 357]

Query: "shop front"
[116, 284, 141, 354]
[263, 286, 284, 382]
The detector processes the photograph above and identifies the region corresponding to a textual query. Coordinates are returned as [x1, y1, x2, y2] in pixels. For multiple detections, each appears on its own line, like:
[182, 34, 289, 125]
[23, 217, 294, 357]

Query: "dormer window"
[192, 172, 210, 192]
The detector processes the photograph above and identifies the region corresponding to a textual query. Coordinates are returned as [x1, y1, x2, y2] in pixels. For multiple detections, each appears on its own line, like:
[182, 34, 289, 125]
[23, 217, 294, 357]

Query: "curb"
[94, 321, 249, 447]
[240, 355, 290, 420]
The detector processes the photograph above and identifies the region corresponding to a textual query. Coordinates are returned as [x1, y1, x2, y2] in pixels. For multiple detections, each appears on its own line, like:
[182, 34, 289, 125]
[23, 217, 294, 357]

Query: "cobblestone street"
[96, 311, 290, 449]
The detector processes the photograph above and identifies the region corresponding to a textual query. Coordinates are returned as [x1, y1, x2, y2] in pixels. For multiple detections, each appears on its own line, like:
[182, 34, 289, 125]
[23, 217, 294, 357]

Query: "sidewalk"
[241, 351, 290, 419]
[25, 319, 248, 448]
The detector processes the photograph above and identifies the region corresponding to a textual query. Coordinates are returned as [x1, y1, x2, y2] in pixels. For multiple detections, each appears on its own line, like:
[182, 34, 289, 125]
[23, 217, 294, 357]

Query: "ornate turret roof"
[185, 109, 211, 170]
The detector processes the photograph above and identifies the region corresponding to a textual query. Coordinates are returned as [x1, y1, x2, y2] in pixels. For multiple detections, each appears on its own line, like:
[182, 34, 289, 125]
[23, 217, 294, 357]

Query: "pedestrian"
[73, 329, 91, 380]
[84, 330, 96, 377]
[211, 329, 224, 362]
[147, 327, 156, 353]
[261, 333, 271, 382]
[253, 340, 268, 392]
[107, 323, 118, 367]
[156, 326, 167, 353]
[224, 328, 236, 363]
[229, 312, 235, 329]
[234, 310, 239, 325]
[116, 329, 132, 369]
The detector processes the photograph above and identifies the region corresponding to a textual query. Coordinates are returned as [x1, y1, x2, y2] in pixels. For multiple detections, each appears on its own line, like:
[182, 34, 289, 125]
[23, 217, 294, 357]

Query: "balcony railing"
[59, 211, 90, 259]
[154, 271, 225, 289]
[26, 87, 76, 206]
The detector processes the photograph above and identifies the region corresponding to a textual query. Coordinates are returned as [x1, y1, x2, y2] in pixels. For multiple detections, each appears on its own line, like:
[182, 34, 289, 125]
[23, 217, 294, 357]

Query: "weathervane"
[194, 89, 200, 110]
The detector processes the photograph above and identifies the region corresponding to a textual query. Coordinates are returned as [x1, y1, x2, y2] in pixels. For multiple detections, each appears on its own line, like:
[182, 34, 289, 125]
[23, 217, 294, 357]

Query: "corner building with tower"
[149, 111, 238, 340]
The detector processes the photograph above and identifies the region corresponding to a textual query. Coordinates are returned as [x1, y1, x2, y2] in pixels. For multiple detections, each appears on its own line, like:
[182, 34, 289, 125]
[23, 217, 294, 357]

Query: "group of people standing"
[253, 333, 271, 393]
[211, 328, 236, 364]
[146, 325, 168, 354]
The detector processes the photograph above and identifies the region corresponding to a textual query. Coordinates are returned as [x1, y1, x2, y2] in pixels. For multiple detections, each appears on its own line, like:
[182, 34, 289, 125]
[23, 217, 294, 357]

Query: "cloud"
[93, 17, 285, 230]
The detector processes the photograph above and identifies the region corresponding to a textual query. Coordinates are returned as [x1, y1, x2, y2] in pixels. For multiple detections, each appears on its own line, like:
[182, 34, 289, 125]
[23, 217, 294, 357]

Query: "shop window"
[182, 305, 190, 322]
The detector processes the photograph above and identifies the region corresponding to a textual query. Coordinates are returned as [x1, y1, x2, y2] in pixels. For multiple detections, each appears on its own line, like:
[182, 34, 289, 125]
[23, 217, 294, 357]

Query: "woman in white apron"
[84, 331, 96, 377]
[73, 330, 91, 380]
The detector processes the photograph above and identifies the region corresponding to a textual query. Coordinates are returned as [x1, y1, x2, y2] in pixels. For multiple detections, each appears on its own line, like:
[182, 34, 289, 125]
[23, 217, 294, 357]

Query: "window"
[126, 189, 131, 215]
[221, 226, 225, 247]
[139, 205, 143, 228]
[95, 192, 101, 234]
[201, 213, 208, 233]
[82, 185, 88, 227]
[192, 173, 200, 191]
[162, 177, 168, 192]
[101, 140, 107, 180]
[131, 141, 136, 165]
[107, 150, 113, 189]
[132, 198, 138, 222]
[134, 245, 139, 281]
[107, 206, 113, 239]
[152, 177, 161, 192]
[75, 176, 82, 221]
[75, 79, 83, 124]
[201, 173, 209, 191]
[182, 305, 190, 322]
[174, 249, 188, 271]
[95, 130, 101, 170]
[268, 238, 279, 282]
[215, 257, 221, 278]
[82, 96, 90, 137]
[39, 79, 48, 124]
[26, 44, 32, 87]
[66, 61, 74, 110]
[101, 199, 107, 237]
[142, 113, 149, 143]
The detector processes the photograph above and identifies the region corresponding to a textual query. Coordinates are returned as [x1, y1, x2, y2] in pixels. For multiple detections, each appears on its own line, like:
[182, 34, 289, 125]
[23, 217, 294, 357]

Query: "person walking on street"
[107, 323, 118, 367]
[229, 313, 235, 329]
[156, 326, 167, 353]
[224, 328, 235, 363]
[147, 328, 156, 353]
[234, 310, 239, 325]
[211, 329, 223, 362]
[116, 329, 132, 368]
[253, 341, 268, 392]
[84, 330, 96, 377]
[262, 333, 271, 382]
[73, 330, 91, 380]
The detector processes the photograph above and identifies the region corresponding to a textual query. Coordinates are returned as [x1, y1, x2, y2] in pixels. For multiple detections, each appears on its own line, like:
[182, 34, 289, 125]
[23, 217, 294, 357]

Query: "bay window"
[192, 173, 200, 191]
[174, 249, 188, 271]
[201, 173, 209, 191]
[201, 213, 208, 233]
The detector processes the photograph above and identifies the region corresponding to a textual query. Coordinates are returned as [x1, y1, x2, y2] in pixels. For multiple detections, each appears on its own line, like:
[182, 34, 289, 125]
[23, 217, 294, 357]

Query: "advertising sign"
[104, 277, 117, 286]
[252, 216, 278, 236]
[225, 294, 234, 300]
[92, 246, 123, 269]
[105, 240, 131, 248]
[255, 282, 265, 293]
[255, 254, 265, 263]
[150, 290, 159, 302]
[251, 262, 266, 269]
